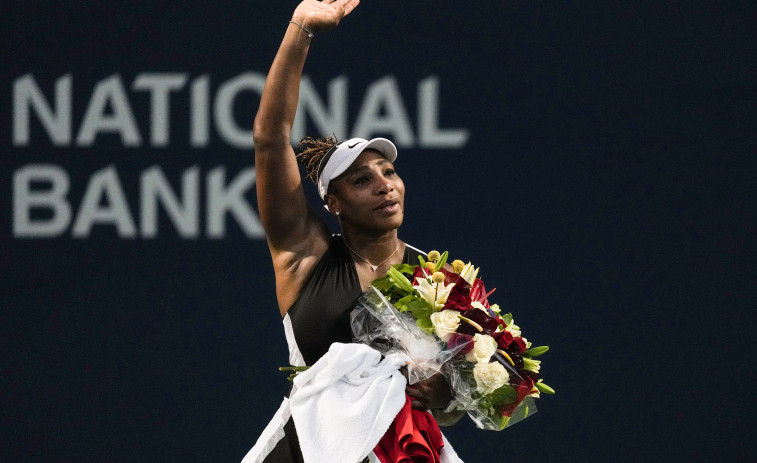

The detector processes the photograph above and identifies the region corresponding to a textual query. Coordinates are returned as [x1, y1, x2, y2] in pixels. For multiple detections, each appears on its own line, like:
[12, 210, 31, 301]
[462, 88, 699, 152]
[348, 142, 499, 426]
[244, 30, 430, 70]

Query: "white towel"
[290, 342, 409, 463]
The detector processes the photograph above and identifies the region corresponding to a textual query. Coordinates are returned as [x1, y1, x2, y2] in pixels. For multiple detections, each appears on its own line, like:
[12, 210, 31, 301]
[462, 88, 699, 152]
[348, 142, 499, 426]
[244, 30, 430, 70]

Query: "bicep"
[255, 143, 324, 250]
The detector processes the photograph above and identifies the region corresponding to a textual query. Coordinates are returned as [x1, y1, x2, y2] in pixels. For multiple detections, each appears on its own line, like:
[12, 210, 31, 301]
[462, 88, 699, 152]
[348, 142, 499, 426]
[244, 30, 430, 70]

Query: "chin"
[355, 208, 404, 232]
[378, 214, 404, 231]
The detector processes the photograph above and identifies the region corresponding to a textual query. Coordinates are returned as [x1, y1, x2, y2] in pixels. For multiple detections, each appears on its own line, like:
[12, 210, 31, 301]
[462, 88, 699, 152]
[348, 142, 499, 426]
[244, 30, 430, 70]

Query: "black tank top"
[286, 235, 425, 365]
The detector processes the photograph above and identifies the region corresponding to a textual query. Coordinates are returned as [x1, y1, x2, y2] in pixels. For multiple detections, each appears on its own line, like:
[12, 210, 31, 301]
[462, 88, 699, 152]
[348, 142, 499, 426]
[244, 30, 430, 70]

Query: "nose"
[376, 176, 394, 195]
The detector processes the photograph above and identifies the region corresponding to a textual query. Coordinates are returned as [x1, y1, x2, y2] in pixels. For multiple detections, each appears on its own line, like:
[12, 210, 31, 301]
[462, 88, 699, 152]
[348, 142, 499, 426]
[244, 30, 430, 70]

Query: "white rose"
[464, 333, 498, 363]
[430, 309, 461, 342]
[473, 361, 510, 395]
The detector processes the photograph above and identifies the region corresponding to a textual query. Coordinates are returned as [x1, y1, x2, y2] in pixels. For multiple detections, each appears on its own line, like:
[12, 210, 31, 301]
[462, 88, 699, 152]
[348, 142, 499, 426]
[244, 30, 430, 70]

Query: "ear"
[324, 194, 340, 216]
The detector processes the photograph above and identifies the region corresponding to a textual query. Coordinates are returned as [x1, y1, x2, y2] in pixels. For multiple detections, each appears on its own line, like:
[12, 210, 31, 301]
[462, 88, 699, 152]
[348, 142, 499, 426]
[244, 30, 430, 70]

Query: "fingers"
[342, 0, 360, 16]
[312, 0, 359, 26]
[406, 386, 427, 410]
[409, 400, 424, 410]
[404, 373, 452, 411]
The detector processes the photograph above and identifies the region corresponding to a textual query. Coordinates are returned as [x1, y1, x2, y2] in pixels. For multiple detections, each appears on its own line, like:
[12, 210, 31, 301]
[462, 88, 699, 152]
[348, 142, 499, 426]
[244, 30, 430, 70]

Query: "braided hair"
[296, 135, 339, 185]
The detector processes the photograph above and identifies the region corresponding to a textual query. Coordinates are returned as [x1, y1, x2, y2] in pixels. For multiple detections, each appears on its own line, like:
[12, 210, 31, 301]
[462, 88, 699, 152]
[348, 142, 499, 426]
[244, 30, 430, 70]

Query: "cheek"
[395, 178, 406, 196]
[340, 191, 371, 215]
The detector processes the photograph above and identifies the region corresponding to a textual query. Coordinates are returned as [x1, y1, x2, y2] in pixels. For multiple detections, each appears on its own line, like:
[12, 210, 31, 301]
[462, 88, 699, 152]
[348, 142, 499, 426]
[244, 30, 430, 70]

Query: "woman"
[244, 1, 456, 461]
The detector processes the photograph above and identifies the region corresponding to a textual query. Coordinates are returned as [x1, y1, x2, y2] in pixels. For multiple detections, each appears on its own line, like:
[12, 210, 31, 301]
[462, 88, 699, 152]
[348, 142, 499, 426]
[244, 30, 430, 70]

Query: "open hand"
[291, 0, 360, 35]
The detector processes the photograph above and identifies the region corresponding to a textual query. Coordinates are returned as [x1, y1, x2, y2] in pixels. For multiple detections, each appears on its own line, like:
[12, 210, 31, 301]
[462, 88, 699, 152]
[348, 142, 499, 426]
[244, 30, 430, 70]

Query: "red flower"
[457, 308, 499, 335]
[500, 377, 535, 417]
[469, 279, 491, 307]
[447, 333, 474, 355]
[440, 268, 464, 282]
[511, 336, 527, 354]
[440, 269, 471, 295]
[493, 330, 513, 349]
[411, 266, 430, 284]
[442, 292, 470, 312]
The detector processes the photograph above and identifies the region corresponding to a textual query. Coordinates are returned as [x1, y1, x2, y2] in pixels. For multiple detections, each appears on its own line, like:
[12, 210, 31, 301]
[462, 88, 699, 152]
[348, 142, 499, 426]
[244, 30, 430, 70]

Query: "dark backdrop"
[2, 1, 755, 462]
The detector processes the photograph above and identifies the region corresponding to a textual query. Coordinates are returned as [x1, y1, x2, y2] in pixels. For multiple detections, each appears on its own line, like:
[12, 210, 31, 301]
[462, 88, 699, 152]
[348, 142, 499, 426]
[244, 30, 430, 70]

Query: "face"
[326, 149, 405, 232]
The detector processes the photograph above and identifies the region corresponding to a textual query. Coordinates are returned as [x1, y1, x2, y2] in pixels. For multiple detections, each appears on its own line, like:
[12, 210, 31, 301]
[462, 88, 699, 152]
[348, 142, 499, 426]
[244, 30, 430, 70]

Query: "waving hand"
[291, 0, 360, 35]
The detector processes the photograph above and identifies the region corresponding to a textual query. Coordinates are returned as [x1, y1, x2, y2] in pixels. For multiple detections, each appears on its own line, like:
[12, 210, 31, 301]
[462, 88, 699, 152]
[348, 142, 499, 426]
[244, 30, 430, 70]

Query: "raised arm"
[253, 0, 359, 254]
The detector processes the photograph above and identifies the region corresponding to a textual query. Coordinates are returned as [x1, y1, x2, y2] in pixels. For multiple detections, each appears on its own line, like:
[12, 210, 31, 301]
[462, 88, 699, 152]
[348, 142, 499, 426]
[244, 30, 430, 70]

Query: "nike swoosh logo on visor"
[348, 142, 360, 149]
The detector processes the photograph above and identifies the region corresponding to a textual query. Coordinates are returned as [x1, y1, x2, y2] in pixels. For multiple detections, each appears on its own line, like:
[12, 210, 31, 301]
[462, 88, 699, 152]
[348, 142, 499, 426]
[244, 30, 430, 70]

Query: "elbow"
[253, 113, 292, 153]
[252, 115, 274, 151]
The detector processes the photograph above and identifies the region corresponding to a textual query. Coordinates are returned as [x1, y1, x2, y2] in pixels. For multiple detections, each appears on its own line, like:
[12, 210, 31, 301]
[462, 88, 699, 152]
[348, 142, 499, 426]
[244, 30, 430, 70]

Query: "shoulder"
[402, 241, 427, 264]
[403, 242, 426, 256]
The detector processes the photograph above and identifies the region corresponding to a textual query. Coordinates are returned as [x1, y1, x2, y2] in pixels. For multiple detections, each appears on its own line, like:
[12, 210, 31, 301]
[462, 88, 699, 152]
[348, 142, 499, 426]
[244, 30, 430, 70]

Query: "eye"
[384, 168, 396, 176]
[353, 176, 369, 185]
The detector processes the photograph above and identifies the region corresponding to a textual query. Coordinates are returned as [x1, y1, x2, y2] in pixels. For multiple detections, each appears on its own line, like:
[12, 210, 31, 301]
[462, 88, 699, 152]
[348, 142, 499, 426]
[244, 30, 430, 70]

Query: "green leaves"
[524, 345, 549, 358]
[370, 264, 417, 300]
[434, 251, 449, 272]
[395, 294, 434, 333]
[387, 267, 414, 293]
[487, 384, 517, 407]
[370, 274, 395, 292]
[535, 381, 555, 394]
[279, 365, 310, 382]
[392, 263, 419, 276]
[396, 295, 431, 316]
[415, 314, 435, 334]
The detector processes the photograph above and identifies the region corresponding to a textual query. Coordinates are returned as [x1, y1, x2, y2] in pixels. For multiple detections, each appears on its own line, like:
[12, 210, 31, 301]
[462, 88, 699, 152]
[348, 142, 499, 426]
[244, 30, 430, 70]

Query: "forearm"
[253, 22, 312, 150]
[254, 0, 357, 148]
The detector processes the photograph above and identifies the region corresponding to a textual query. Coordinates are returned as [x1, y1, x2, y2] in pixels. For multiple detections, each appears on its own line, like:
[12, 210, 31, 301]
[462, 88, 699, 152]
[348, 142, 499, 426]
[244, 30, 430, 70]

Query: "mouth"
[374, 200, 399, 212]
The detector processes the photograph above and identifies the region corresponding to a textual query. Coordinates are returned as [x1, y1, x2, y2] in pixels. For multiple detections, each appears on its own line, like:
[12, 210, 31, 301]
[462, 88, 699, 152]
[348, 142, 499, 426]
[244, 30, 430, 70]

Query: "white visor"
[316, 137, 398, 199]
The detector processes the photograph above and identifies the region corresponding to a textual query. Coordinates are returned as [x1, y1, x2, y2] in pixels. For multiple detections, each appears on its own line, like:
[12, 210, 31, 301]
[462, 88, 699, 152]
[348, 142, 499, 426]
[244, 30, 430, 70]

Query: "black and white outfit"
[241, 235, 426, 463]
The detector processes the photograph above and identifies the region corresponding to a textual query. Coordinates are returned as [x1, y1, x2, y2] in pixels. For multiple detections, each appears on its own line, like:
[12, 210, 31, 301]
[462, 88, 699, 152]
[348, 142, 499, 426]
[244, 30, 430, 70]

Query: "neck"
[341, 228, 400, 264]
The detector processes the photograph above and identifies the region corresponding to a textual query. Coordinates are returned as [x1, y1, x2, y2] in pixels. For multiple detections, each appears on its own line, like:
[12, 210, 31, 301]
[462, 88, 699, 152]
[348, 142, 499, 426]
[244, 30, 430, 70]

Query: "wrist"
[290, 14, 316, 32]
[289, 19, 314, 39]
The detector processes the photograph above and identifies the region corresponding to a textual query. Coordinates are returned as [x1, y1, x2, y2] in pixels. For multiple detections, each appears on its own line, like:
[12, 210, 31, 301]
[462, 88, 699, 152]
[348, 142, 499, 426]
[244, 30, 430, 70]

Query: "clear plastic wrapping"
[351, 287, 536, 431]
[351, 287, 464, 385]
[441, 357, 536, 430]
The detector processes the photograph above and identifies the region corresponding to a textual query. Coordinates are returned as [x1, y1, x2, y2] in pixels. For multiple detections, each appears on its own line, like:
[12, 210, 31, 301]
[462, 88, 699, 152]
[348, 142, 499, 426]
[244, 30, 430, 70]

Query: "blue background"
[2, 1, 755, 461]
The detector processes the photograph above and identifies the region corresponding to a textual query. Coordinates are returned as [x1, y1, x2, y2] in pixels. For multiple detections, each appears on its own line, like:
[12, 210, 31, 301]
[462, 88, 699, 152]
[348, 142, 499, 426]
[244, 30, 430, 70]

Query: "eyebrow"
[343, 159, 392, 178]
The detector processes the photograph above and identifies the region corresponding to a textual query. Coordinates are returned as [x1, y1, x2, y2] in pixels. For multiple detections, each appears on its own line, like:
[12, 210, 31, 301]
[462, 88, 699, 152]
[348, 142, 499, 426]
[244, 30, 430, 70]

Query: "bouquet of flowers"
[352, 250, 554, 431]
